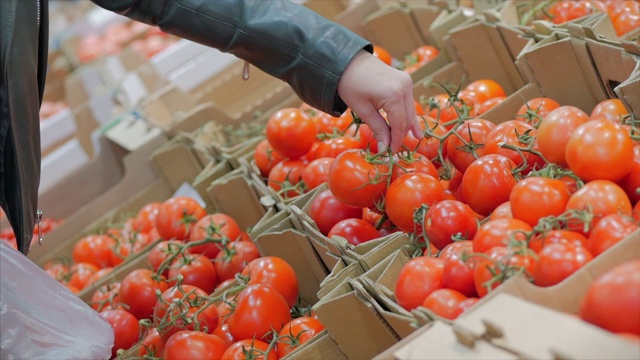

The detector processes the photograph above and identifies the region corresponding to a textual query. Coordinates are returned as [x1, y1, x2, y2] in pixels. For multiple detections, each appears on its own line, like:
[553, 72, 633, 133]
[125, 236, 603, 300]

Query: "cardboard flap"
[207, 172, 267, 232]
[334, 0, 380, 39]
[150, 135, 206, 191]
[425, 7, 469, 51]
[455, 294, 640, 359]
[348, 233, 412, 271]
[481, 83, 544, 125]
[363, 3, 426, 59]
[585, 38, 637, 100]
[254, 228, 328, 306]
[318, 260, 364, 300]
[140, 84, 197, 130]
[283, 331, 347, 360]
[366, 246, 413, 293]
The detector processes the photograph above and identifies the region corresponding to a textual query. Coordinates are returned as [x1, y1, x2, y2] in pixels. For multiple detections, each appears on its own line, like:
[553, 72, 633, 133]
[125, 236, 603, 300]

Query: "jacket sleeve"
[89, 0, 372, 116]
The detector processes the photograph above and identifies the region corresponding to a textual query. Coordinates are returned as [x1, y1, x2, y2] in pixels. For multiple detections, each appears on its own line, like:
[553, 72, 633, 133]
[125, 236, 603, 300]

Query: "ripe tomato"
[276, 317, 325, 357]
[617, 144, 640, 205]
[119, 268, 168, 320]
[188, 213, 242, 260]
[516, 97, 560, 125]
[472, 218, 532, 253]
[385, 173, 446, 233]
[67, 262, 100, 291]
[311, 110, 353, 135]
[460, 154, 518, 216]
[139, 327, 165, 358]
[314, 136, 360, 159]
[327, 149, 389, 209]
[614, 11, 640, 36]
[213, 323, 235, 348]
[453, 297, 480, 318]
[423, 200, 478, 250]
[227, 284, 292, 341]
[446, 119, 496, 173]
[242, 256, 299, 308]
[489, 201, 513, 220]
[390, 153, 439, 182]
[308, 189, 363, 235]
[533, 242, 593, 287]
[301, 157, 334, 191]
[154, 285, 219, 341]
[465, 79, 506, 99]
[474, 246, 536, 297]
[587, 214, 639, 257]
[168, 253, 218, 294]
[395, 256, 445, 311]
[100, 309, 140, 358]
[254, 139, 286, 178]
[566, 120, 634, 182]
[373, 45, 393, 66]
[266, 108, 316, 158]
[133, 202, 162, 233]
[528, 230, 588, 254]
[422, 288, 468, 320]
[327, 218, 380, 246]
[590, 99, 629, 123]
[476, 96, 506, 115]
[215, 240, 260, 282]
[565, 180, 632, 234]
[91, 281, 122, 312]
[268, 159, 307, 199]
[510, 177, 571, 227]
[148, 240, 185, 276]
[156, 196, 207, 241]
[402, 116, 448, 161]
[484, 120, 544, 174]
[580, 260, 640, 336]
[537, 106, 589, 167]
[441, 240, 479, 297]
[72, 234, 116, 269]
[164, 331, 228, 360]
[222, 339, 278, 360]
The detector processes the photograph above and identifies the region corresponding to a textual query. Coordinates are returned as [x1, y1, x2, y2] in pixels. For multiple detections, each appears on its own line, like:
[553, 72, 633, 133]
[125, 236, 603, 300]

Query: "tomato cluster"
[1, 216, 62, 251]
[372, 44, 440, 75]
[545, 0, 640, 36]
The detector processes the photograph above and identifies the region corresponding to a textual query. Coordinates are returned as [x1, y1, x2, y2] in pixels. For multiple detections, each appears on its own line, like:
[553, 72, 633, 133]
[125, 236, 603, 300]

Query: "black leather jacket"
[0, 0, 370, 254]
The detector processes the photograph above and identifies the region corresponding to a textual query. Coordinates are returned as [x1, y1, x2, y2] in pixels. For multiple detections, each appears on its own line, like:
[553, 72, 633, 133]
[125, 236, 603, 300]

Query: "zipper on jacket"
[36, 0, 41, 31]
[36, 210, 43, 245]
[242, 61, 250, 81]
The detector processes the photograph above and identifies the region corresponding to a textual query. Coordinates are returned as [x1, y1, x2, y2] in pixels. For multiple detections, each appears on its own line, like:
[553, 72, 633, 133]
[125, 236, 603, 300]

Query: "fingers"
[354, 103, 391, 152]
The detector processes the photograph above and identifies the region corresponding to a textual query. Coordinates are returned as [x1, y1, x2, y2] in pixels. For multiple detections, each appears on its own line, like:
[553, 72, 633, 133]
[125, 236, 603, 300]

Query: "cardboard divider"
[29, 134, 169, 266]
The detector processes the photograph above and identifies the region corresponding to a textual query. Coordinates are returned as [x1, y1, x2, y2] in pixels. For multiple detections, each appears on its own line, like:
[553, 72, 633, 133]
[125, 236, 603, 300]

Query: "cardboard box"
[29, 133, 168, 266]
[335, 0, 381, 39]
[363, 2, 427, 60]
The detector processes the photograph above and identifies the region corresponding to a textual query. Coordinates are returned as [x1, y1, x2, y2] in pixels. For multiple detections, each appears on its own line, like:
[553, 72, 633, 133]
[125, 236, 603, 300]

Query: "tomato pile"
[0, 216, 62, 251]
[544, 0, 640, 36]
[372, 44, 441, 74]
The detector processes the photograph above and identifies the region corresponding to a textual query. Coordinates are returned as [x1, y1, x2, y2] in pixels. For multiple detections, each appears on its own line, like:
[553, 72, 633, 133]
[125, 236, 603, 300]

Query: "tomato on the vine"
[308, 189, 363, 235]
[587, 214, 639, 257]
[390, 153, 439, 182]
[565, 180, 632, 234]
[215, 240, 260, 282]
[484, 120, 544, 174]
[533, 242, 593, 287]
[472, 218, 532, 254]
[446, 119, 496, 173]
[395, 256, 444, 311]
[537, 106, 589, 168]
[266, 108, 317, 159]
[227, 284, 292, 341]
[100, 309, 140, 358]
[327, 149, 389, 209]
[440, 240, 478, 297]
[276, 317, 325, 357]
[423, 200, 478, 250]
[385, 173, 446, 233]
[156, 197, 207, 241]
[328, 218, 380, 246]
[167, 253, 218, 294]
[510, 177, 571, 227]
[188, 213, 242, 260]
[254, 139, 287, 178]
[242, 256, 299, 308]
[154, 285, 219, 341]
[164, 331, 228, 360]
[119, 268, 168, 320]
[460, 154, 518, 216]
[222, 339, 278, 360]
[422, 288, 468, 320]
[516, 97, 560, 125]
[268, 159, 306, 199]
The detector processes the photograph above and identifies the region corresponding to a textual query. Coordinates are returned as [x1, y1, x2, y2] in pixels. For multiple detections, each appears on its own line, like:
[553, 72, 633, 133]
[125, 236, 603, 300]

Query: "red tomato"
[314, 136, 360, 159]
[72, 234, 116, 269]
[516, 97, 561, 125]
[227, 284, 292, 341]
[566, 120, 634, 182]
[565, 180, 632, 234]
[311, 111, 353, 135]
[301, 157, 334, 191]
[91, 281, 121, 312]
[213, 323, 235, 348]
[139, 327, 166, 358]
[266, 108, 316, 158]
[528, 230, 588, 254]
[484, 120, 544, 174]
[308, 189, 363, 235]
[327, 149, 389, 209]
[474, 246, 536, 297]
[187, 213, 242, 260]
[148, 240, 185, 276]
[476, 96, 506, 115]
[119, 268, 168, 320]
[268, 159, 307, 199]
[276, 317, 325, 357]
[164, 331, 228, 360]
[441, 240, 479, 297]
[446, 119, 496, 173]
[327, 218, 380, 246]
[460, 154, 519, 216]
[133, 202, 162, 233]
[100, 309, 140, 358]
[423, 200, 478, 250]
[465, 79, 506, 99]
[537, 106, 589, 168]
[395, 257, 445, 311]
[510, 177, 571, 227]
[533, 242, 593, 287]
[472, 218, 532, 253]
[402, 116, 448, 161]
[154, 285, 219, 341]
[167, 253, 218, 294]
[489, 201, 513, 221]
[222, 339, 278, 360]
[453, 297, 480, 318]
[615, 11, 640, 36]
[215, 240, 261, 282]
[587, 214, 639, 257]
[580, 260, 640, 336]
[242, 256, 299, 308]
[156, 196, 207, 241]
[67, 262, 100, 291]
[385, 173, 446, 233]
[357, 124, 378, 153]
[373, 45, 393, 66]
[422, 288, 468, 320]
[254, 139, 287, 178]
[617, 144, 640, 205]
[390, 153, 439, 182]
[590, 99, 629, 123]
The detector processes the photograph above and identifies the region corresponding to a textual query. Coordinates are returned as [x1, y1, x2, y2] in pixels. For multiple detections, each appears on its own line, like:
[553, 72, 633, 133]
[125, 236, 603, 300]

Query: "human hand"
[337, 50, 423, 153]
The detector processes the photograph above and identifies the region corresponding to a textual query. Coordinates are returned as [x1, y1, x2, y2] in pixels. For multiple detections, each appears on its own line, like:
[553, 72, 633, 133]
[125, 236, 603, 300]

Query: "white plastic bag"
[0, 241, 114, 360]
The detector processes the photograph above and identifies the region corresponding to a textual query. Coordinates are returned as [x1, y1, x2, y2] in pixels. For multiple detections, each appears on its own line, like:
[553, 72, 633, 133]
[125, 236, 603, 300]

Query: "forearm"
[90, 0, 372, 115]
